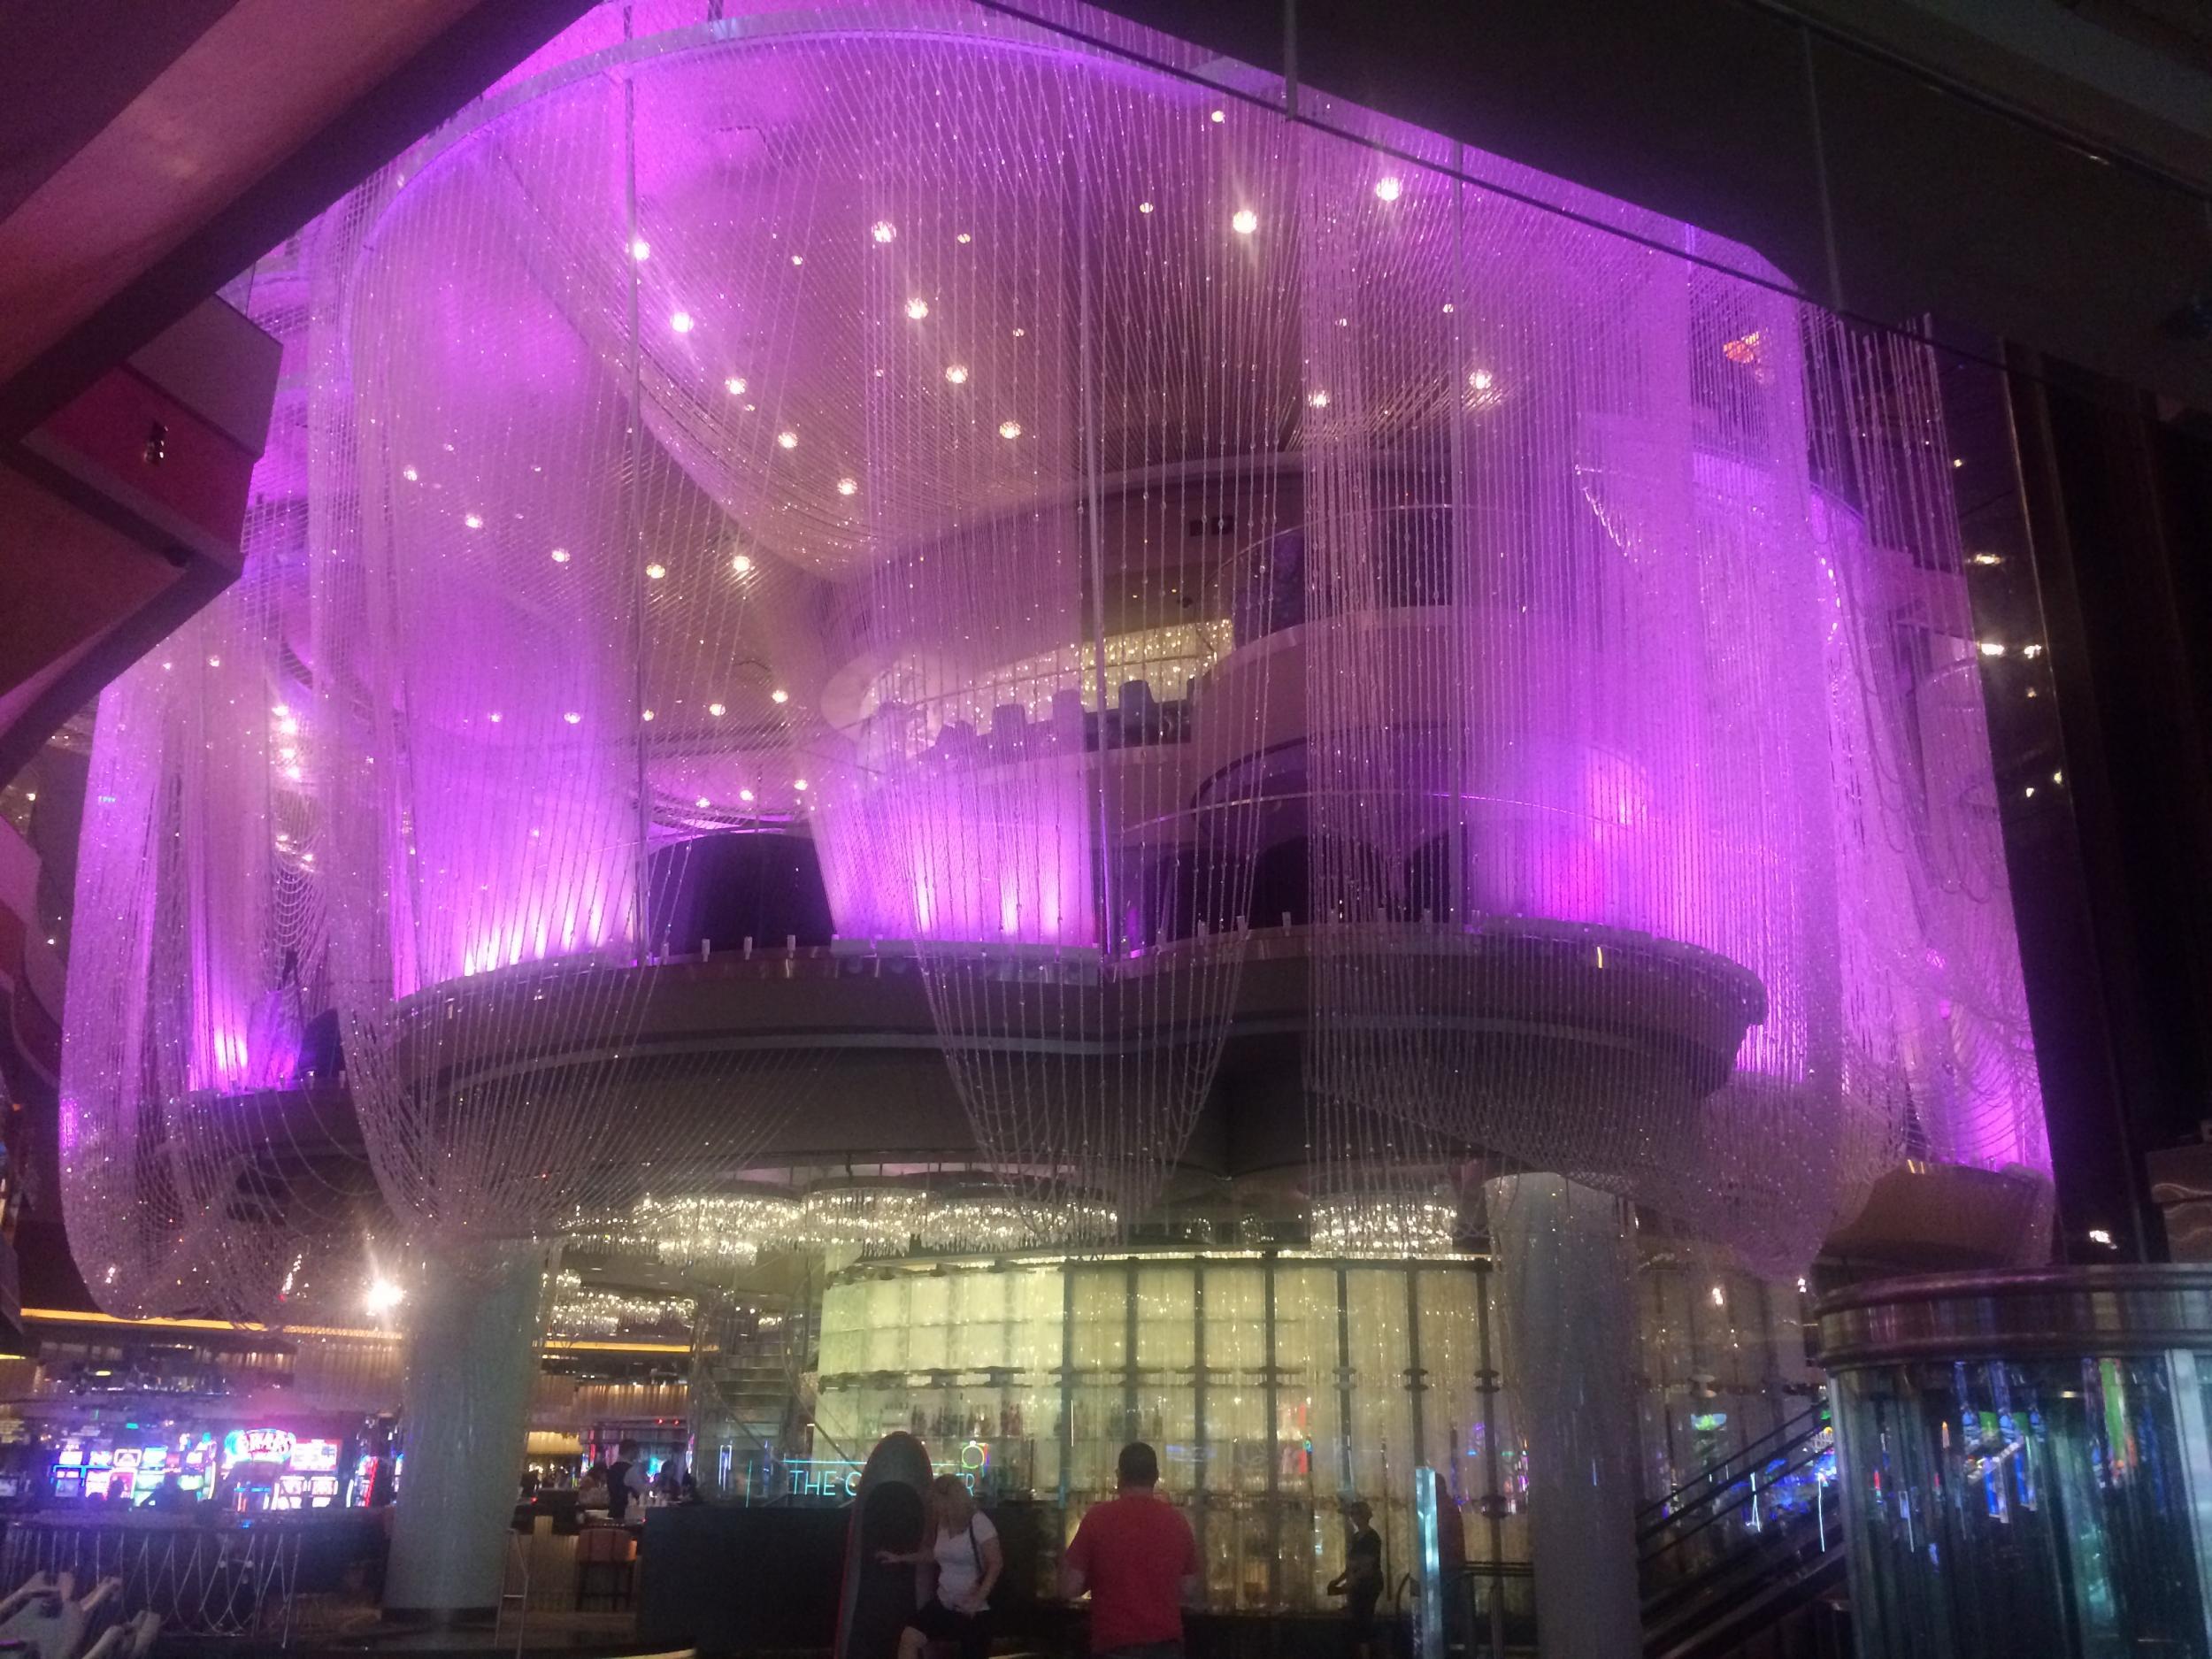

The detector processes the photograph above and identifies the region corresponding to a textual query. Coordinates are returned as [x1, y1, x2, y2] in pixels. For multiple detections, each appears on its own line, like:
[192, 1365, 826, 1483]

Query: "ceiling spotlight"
[1138, 201, 1155, 215]
[284, 765, 303, 782]
[488, 712, 502, 723]
[463, 512, 484, 529]
[630, 238, 651, 261]
[207, 656, 222, 668]
[1374, 176, 1403, 202]
[771, 687, 790, 704]
[550, 547, 571, 563]
[1970, 551, 2001, 566]
[645, 563, 666, 580]
[905, 297, 930, 320]
[272, 704, 289, 718]
[777, 431, 799, 450]
[944, 364, 969, 385]
[1231, 208, 1258, 235]
[956, 232, 972, 244]
[837, 477, 858, 496]
[999, 419, 1023, 440]
[695, 795, 711, 809]
[872, 220, 897, 243]
[725, 376, 747, 396]
[364, 1279, 404, 1317]
[670, 310, 695, 334]
[740, 788, 755, 803]
[1307, 389, 1330, 409]
[402, 465, 419, 482]
[1470, 369, 1494, 391]
[731, 553, 754, 574]
[1210, 109, 1225, 124]
[791, 253, 804, 266]
[563, 711, 582, 724]
[1979, 641, 2006, 657]
[641, 709, 656, 722]
[708, 703, 727, 718]
[794, 779, 809, 791]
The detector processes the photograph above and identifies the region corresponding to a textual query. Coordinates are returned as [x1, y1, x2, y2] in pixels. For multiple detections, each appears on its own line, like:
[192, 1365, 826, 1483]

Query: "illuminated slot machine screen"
[50, 1471, 81, 1499]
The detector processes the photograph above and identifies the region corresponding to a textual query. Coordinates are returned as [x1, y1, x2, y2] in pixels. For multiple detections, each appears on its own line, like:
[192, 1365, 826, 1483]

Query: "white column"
[383, 1247, 551, 1620]
[1486, 1174, 1642, 1659]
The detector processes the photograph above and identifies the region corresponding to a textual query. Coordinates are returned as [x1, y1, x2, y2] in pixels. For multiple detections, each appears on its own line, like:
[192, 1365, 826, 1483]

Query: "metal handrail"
[1638, 1433, 1832, 1571]
[1635, 1401, 1826, 1532]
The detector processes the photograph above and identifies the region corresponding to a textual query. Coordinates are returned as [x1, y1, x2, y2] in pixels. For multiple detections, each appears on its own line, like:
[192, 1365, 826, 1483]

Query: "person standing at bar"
[607, 1440, 647, 1522]
[1059, 1442, 1201, 1659]
[1327, 1499, 1385, 1659]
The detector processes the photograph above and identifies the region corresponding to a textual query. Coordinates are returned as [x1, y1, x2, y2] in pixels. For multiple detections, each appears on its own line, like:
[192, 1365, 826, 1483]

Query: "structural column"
[383, 1247, 551, 1620]
[1485, 1174, 1641, 1658]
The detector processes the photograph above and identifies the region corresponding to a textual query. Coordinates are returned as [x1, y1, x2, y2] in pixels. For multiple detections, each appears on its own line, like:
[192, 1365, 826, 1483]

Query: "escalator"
[1637, 1401, 1849, 1659]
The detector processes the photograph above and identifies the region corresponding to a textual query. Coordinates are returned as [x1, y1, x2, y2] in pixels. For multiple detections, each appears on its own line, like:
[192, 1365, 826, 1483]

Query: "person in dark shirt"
[606, 1440, 647, 1522]
[142, 1473, 194, 1513]
[1327, 1499, 1385, 1659]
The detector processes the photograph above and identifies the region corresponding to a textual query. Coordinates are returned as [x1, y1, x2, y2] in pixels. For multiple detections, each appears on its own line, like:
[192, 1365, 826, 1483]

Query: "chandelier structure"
[55, 0, 2047, 1621]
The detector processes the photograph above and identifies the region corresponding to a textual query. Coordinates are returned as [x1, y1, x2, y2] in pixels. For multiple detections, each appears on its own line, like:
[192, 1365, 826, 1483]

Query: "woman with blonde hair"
[876, 1473, 1002, 1659]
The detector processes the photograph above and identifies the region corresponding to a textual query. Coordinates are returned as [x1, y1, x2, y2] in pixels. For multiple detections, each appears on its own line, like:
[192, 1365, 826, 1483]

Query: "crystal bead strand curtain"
[1295, 131, 1886, 1272]
[1806, 316, 2047, 1186]
[795, 28, 1288, 1235]
[60, 254, 366, 1318]
[305, 34, 826, 1261]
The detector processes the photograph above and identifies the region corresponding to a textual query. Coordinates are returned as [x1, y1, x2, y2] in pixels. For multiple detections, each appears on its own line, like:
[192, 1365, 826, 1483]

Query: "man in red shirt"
[1060, 1442, 1201, 1659]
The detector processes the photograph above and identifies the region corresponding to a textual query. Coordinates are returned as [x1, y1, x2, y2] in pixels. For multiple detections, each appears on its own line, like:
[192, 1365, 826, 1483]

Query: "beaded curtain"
[57, 251, 378, 1318]
[61, 0, 2047, 1296]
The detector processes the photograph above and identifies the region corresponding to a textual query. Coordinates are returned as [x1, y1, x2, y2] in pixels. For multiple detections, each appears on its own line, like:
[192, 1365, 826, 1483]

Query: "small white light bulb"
[999, 419, 1022, 440]
[1210, 109, 1225, 124]
[1307, 390, 1330, 409]
[905, 297, 930, 320]
[731, 553, 754, 574]
[1138, 201, 1155, 215]
[670, 310, 695, 334]
[725, 376, 747, 396]
[771, 687, 790, 704]
[777, 431, 798, 450]
[630, 238, 651, 261]
[708, 703, 727, 718]
[944, 364, 969, 385]
[1373, 177, 1402, 202]
[872, 220, 897, 243]
[463, 512, 484, 529]
[1231, 208, 1258, 235]
[563, 711, 581, 725]
[402, 465, 419, 482]
[1470, 369, 1494, 391]
[550, 548, 570, 564]
[740, 788, 755, 803]
[836, 477, 858, 497]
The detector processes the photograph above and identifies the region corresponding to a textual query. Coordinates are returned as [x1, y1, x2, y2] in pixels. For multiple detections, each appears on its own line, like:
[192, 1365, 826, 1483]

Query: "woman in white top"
[878, 1474, 1002, 1659]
